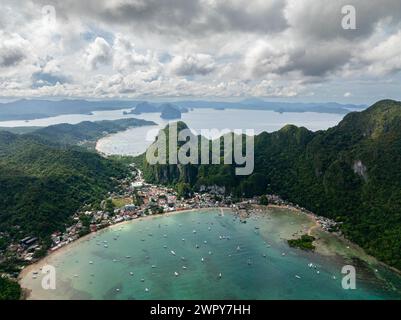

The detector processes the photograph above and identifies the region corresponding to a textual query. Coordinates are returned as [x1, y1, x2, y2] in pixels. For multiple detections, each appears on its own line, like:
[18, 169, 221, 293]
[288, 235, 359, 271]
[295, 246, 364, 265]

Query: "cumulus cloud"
[0, 31, 29, 67]
[31, 59, 70, 88]
[360, 30, 401, 76]
[112, 34, 153, 73]
[85, 37, 113, 70]
[244, 37, 351, 79]
[169, 53, 216, 76]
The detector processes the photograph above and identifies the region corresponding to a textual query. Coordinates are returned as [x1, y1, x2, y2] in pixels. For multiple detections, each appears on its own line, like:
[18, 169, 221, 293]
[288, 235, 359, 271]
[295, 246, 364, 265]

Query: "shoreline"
[95, 123, 158, 157]
[267, 204, 401, 276]
[18, 207, 228, 288]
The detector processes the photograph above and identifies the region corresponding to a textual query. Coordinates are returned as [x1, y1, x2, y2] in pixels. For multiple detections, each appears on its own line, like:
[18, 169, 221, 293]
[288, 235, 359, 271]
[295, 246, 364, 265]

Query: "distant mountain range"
[0, 99, 134, 121]
[0, 99, 367, 121]
[173, 99, 366, 114]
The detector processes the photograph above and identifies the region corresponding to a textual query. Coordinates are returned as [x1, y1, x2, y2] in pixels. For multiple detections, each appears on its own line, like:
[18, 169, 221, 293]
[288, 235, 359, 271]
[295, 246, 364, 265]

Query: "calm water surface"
[21, 209, 401, 300]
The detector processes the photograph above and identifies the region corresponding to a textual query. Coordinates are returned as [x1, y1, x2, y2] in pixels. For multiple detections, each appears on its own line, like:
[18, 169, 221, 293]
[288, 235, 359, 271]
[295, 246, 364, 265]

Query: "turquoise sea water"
[21, 209, 401, 300]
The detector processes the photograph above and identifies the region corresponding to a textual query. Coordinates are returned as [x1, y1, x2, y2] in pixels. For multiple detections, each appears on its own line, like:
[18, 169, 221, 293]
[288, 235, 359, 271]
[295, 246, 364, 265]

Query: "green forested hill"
[141, 100, 401, 269]
[0, 131, 126, 240]
[31, 118, 155, 147]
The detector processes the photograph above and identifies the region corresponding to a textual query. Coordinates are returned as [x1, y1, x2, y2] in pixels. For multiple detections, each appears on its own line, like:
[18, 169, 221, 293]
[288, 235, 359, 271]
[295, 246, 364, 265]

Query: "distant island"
[124, 102, 159, 115]
[0, 99, 366, 122]
[124, 102, 186, 120]
[160, 104, 182, 119]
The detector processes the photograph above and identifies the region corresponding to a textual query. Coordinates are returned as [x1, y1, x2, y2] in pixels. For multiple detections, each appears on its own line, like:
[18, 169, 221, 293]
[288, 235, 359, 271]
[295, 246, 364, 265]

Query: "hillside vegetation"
[0, 131, 127, 240]
[141, 100, 401, 270]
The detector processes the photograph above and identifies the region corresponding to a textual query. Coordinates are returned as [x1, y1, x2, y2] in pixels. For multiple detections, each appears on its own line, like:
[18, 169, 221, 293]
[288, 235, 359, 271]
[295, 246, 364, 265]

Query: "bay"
[20, 208, 401, 300]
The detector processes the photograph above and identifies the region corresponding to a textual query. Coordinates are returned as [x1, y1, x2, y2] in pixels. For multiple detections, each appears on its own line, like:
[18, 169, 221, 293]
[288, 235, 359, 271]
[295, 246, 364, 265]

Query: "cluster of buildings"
[1, 166, 340, 271]
[5, 236, 42, 262]
[48, 179, 341, 253]
[48, 170, 234, 252]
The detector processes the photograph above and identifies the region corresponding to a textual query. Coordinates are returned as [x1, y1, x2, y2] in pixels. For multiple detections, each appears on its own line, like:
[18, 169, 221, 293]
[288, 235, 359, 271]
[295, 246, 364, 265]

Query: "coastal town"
[1, 164, 339, 279]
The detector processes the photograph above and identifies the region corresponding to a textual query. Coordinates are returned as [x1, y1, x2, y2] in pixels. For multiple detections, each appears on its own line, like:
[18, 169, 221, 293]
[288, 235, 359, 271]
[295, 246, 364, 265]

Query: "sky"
[1, 0, 401, 104]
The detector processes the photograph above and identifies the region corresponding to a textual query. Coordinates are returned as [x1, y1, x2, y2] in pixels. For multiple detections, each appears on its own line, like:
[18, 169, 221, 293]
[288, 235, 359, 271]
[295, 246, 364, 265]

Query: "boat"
[163, 245, 167, 249]
[174, 271, 179, 276]
[104, 244, 108, 248]
[141, 278, 145, 282]
[317, 271, 320, 274]
[201, 257, 205, 262]
[204, 240, 207, 244]
[195, 244, 200, 249]
[281, 252, 286, 256]
[308, 263, 313, 268]
[182, 266, 187, 270]
[130, 272, 134, 276]
[218, 273, 222, 278]
[116, 288, 120, 292]
[236, 246, 241, 251]
[151, 265, 156, 268]
[170, 250, 176, 255]
[181, 257, 185, 261]
[145, 288, 149, 292]
[262, 254, 267, 258]
[295, 275, 301, 279]
[89, 261, 93, 264]
[208, 251, 212, 255]
[182, 238, 185, 241]
[126, 255, 131, 259]
[193, 230, 197, 234]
